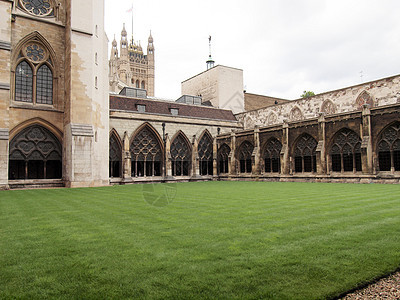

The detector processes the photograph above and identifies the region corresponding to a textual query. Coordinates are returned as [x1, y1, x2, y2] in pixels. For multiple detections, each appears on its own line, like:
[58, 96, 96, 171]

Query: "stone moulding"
[70, 124, 94, 137]
[0, 40, 11, 51]
[0, 129, 9, 140]
[0, 83, 10, 90]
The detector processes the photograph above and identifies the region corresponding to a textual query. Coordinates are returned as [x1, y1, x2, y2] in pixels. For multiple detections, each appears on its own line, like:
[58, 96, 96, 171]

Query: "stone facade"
[109, 24, 154, 96]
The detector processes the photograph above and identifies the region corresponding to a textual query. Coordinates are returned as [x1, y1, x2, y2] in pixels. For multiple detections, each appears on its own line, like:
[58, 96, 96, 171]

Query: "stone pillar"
[252, 126, 261, 175]
[122, 131, 132, 182]
[316, 112, 326, 174]
[229, 130, 236, 175]
[165, 134, 172, 177]
[213, 137, 218, 179]
[0, 129, 9, 189]
[280, 121, 290, 174]
[361, 104, 373, 174]
[191, 135, 200, 178]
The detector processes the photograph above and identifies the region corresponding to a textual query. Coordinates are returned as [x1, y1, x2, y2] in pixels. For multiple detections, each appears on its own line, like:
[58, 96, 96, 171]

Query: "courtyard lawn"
[0, 182, 400, 299]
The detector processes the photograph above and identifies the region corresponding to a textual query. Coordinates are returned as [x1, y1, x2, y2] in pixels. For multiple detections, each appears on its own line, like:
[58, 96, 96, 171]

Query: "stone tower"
[109, 24, 155, 96]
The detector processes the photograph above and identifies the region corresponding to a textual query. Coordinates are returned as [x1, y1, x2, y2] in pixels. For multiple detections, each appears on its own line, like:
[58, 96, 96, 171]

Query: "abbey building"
[0, 0, 399, 190]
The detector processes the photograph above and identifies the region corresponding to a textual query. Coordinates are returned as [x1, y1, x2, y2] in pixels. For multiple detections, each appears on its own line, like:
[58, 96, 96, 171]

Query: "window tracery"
[263, 138, 282, 173]
[130, 126, 162, 177]
[289, 107, 303, 122]
[218, 143, 230, 174]
[19, 0, 54, 17]
[238, 141, 253, 173]
[330, 128, 362, 172]
[9, 125, 62, 179]
[198, 133, 213, 176]
[356, 91, 374, 109]
[378, 122, 400, 171]
[171, 133, 191, 176]
[294, 134, 317, 173]
[321, 100, 336, 115]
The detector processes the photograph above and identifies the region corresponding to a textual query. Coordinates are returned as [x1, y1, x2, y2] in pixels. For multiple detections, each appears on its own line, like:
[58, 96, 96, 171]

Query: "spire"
[206, 35, 215, 70]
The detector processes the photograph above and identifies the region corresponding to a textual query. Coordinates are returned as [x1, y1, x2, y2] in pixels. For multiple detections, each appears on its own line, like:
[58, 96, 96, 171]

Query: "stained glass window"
[21, 0, 54, 17]
[36, 64, 53, 104]
[15, 61, 33, 102]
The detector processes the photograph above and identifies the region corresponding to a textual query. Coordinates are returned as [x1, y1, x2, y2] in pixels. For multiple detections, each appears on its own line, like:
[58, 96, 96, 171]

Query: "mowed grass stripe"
[0, 181, 399, 299]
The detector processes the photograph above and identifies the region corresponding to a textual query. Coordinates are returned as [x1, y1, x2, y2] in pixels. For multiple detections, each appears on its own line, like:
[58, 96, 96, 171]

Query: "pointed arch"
[356, 90, 374, 109]
[320, 99, 336, 115]
[376, 121, 400, 171]
[237, 141, 254, 173]
[170, 131, 192, 176]
[9, 124, 62, 180]
[130, 123, 163, 177]
[262, 138, 282, 173]
[293, 134, 317, 173]
[109, 129, 122, 178]
[329, 128, 362, 172]
[10, 117, 62, 142]
[218, 143, 230, 174]
[12, 31, 58, 106]
[267, 112, 278, 125]
[289, 106, 303, 122]
[198, 129, 213, 176]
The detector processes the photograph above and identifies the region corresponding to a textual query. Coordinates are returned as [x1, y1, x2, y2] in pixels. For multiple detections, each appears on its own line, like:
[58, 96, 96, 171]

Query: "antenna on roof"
[206, 35, 215, 70]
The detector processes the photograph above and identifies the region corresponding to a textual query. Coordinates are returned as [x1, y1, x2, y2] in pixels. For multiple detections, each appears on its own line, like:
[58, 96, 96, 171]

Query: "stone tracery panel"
[170, 133, 191, 176]
[198, 132, 213, 176]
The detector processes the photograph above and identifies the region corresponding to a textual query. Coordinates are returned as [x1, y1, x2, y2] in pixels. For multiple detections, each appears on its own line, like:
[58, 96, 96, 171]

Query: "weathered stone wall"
[237, 75, 400, 129]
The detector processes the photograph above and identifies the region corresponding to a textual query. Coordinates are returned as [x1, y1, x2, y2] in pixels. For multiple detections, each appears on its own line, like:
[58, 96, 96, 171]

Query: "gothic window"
[171, 133, 191, 176]
[218, 143, 230, 174]
[18, 0, 54, 17]
[238, 141, 253, 173]
[14, 41, 54, 105]
[263, 138, 282, 173]
[141, 81, 145, 89]
[109, 132, 122, 178]
[136, 80, 140, 88]
[130, 126, 162, 177]
[293, 134, 317, 173]
[330, 128, 362, 173]
[9, 125, 62, 180]
[198, 132, 213, 176]
[377, 122, 400, 171]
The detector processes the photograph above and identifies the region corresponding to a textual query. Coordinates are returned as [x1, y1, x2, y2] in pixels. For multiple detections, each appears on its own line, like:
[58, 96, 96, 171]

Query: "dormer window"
[170, 108, 179, 116]
[137, 104, 146, 113]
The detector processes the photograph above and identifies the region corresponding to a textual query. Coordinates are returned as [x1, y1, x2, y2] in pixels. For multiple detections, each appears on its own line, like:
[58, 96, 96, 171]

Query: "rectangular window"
[170, 108, 179, 116]
[137, 104, 146, 113]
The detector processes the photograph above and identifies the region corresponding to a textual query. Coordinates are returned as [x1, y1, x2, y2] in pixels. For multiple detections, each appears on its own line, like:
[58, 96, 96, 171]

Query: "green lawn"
[0, 181, 399, 299]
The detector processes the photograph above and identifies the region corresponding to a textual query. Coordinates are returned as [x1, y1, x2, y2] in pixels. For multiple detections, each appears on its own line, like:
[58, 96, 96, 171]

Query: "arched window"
[218, 143, 230, 174]
[14, 41, 54, 105]
[198, 132, 213, 176]
[377, 122, 400, 172]
[109, 132, 122, 178]
[130, 126, 162, 177]
[330, 128, 362, 172]
[136, 80, 140, 88]
[171, 133, 191, 176]
[263, 138, 282, 173]
[141, 80, 145, 89]
[293, 134, 317, 173]
[238, 141, 253, 173]
[9, 125, 62, 180]
[15, 61, 33, 102]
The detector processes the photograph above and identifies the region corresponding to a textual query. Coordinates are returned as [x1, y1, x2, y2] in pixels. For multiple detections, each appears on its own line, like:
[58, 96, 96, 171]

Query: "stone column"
[361, 104, 373, 174]
[316, 112, 326, 174]
[280, 120, 290, 174]
[0, 129, 9, 189]
[122, 131, 132, 182]
[191, 135, 200, 178]
[165, 134, 172, 177]
[252, 126, 261, 175]
[213, 137, 218, 179]
[228, 130, 236, 175]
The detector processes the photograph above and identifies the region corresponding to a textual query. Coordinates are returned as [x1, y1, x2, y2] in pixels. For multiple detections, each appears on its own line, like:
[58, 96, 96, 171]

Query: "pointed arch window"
[378, 122, 400, 172]
[130, 126, 162, 177]
[294, 134, 317, 173]
[109, 132, 122, 178]
[264, 138, 282, 173]
[198, 133, 213, 176]
[330, 129, 362, 173]
[218, 144, 230, 174]
[14, 42, 54, 105]
[9, 125, 62, 180]
[238, 141, 253, 173]
[171, 133, 191, 176]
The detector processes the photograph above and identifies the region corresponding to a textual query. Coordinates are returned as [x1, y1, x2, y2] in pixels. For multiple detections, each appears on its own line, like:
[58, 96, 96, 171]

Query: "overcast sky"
[104, 0, 400, 100]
